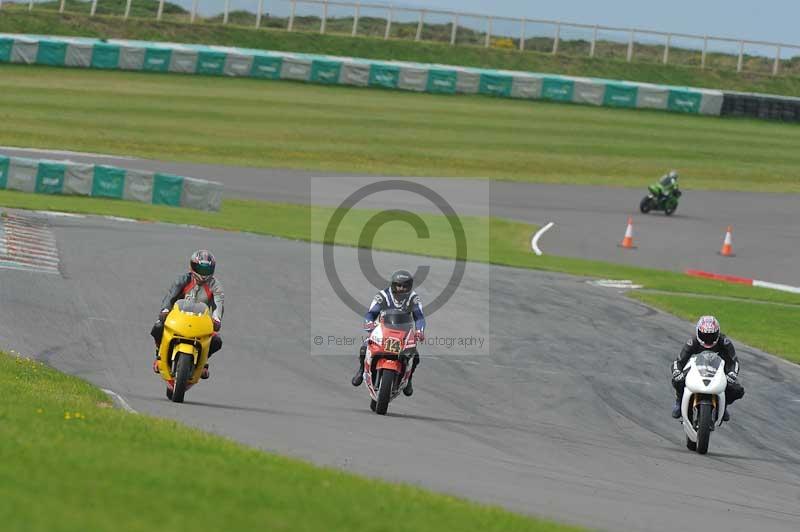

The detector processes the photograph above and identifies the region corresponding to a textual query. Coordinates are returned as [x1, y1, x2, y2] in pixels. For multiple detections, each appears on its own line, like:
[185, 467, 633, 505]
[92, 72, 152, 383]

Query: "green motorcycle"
[640, 184, 681, 216]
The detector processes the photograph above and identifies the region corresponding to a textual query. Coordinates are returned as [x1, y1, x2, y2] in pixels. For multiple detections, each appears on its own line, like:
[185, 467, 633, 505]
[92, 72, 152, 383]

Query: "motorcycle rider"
[151, 250, 224, 380]
[654, 170, 679, 203]
[671, 315, 744, 421]
[351, 270, 425, 397]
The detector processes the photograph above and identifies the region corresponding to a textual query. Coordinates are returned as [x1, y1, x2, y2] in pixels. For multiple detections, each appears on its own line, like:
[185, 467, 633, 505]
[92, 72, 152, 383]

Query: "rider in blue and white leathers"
[351, 270, 425, 396]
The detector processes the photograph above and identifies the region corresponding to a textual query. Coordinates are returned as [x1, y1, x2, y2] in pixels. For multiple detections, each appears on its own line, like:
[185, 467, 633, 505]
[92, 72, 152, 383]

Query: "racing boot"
[671, 400, 681, 419]
[201, 364, 210, 380]
[351, 347, 366, 387]
[722, 408, 730, 422]
[403, 376, 414, 397]
[152, 350, 160, 374]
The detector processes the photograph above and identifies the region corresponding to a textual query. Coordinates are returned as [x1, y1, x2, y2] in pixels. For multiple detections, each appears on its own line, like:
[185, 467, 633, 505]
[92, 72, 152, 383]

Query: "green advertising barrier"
[0, 156, 9, 189]
[369, 64, 400, 89]
[91, 43, 121, 70]
[542, 78, 575, 102]
[251, 55, 283, 79]
[143, 48, 172, 72]
[91, 165, 126, 199]
[152, 173, 184, 207]
[196, 51, 226, 76]
[603, 83, 639, 108]
[426, 69, 458, 94]
[0, 37, 12, 63]
[310, 59, 342, 84]
[35, 162, 66, 195]
[479, 73, 513, 97]
[668, 90, 702, 113]
[35, 40, 67, 67]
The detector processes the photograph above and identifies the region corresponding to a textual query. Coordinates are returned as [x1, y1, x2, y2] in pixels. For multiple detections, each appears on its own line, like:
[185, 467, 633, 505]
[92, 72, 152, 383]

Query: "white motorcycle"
[680, 351, 727, 454]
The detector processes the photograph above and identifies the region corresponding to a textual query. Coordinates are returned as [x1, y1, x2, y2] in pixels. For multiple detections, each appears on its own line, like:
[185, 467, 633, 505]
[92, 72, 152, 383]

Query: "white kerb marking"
[530, 222, 555, 256]
[101, 389, 138, 414]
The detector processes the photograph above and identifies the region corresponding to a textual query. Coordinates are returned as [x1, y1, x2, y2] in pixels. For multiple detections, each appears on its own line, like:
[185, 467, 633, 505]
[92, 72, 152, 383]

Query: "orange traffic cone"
[619, 216, 636, 249]
[719, 226, 735, 257]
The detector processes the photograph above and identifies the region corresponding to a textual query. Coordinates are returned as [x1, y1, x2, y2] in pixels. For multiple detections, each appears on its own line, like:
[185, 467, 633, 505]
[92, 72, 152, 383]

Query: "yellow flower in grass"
[64, 412, 71, 420]
[36, 408, 43, 414]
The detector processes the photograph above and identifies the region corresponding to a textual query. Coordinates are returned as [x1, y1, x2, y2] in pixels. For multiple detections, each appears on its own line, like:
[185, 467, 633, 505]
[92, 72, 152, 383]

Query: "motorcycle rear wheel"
[696, 403, 713, 454]
[171, 353, 194, 404]
[664, 203, 677, 216]
[375, 369, 396, 415]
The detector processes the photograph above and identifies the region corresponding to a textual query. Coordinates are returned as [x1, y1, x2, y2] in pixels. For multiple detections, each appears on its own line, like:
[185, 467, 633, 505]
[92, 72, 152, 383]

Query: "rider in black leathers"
[671, 315, 744, 420]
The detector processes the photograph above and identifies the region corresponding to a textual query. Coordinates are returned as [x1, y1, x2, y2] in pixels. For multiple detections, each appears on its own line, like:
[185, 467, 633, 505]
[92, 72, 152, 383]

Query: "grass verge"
[0, 351, 586, 532]
[3, 9, 800, 97]
[2, 65, 800, 192]
[1, 190, 798, 361]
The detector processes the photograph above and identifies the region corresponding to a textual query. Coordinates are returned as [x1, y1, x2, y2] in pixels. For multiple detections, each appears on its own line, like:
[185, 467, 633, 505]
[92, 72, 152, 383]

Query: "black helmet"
[390, 270, 413, 304]
[190, 250, 216, 283]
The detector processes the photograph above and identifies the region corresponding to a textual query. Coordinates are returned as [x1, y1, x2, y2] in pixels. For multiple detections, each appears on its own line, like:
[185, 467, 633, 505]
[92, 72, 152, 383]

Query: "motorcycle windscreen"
[382, 310, 413, 331]
[176, 299, 208, 316]
[694, 351, 723, 378]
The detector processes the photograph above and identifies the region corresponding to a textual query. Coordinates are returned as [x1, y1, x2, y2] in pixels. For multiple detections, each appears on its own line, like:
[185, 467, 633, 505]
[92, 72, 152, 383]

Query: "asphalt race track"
[1, 211, 799, 532]
[2, 147, 797, 286]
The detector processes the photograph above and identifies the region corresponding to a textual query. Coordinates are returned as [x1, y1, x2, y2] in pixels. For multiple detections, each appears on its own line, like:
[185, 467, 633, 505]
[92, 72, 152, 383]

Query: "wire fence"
[4, 0, 800, 77]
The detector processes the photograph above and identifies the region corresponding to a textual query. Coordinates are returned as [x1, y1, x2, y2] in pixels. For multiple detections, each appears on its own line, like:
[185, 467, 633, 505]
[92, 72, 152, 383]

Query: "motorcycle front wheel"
[639, 197, 653, 214]
[696, 403, 713, 454]
[375, 369, 396, 415]
[171, 353, 194, 403]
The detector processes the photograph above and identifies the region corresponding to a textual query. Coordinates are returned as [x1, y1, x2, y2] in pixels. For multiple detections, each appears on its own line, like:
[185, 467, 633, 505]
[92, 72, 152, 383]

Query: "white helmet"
[696, 315, 720, 348]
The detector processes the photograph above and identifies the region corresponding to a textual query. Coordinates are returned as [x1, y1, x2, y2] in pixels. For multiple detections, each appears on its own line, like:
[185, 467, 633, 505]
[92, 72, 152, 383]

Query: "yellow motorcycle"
[154, 299, 215, 403]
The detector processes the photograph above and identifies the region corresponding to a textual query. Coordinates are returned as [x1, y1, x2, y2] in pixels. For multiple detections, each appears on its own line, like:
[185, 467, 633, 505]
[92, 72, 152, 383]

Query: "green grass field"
[1, 189, 797, 361]
[3, 65, 800, 192]
[3, 8, 800, 96]
[0, 351, 587, 532]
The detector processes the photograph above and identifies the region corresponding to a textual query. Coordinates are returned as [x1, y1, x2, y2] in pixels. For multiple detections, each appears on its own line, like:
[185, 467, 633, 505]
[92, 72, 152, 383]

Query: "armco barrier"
[0, 33, 725, 116]
[0, 155, 223, 211]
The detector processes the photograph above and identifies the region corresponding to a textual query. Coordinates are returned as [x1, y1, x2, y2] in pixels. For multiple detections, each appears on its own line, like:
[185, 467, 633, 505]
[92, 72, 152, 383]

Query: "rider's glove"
[726, 372, 738, 384]
[212, 318, 221, 332]
[672, 368, 685, 382]
[363, 321, 376, 332]
[158, 308, 170, 322]
[415, 330, 425, 342]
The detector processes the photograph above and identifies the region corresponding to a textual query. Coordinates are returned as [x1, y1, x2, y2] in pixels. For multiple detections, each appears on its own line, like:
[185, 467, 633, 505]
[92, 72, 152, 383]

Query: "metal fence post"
[288, 0, 296, 32]
[157, 0, 165, 21]
[590, 25, 597, 58]
[59, 0, 66, 13]
[552, 22, 561, 55]
[737, 40, 744, 72]
[223, 0, 230, 25]
[485, 17, 492, 48]
[256, 0, 264, 29]
[321, 1, 328, 34]
[773, 45, 781, 75]
[191, 0, 198, 23]
[701, 35, 708, 69]
[415, 11, 424, 42]
[626, 30, 634, 62]
[663, 34, 671, 64]
[450, 15, 458, 46]
[124, 0, 132, 20]
[520, 18, 526, 51]
[90, 0, 98, 16]
[352, 3, 360, 36]
[384, 7, 393, 40]
[28, 0, 32, 11]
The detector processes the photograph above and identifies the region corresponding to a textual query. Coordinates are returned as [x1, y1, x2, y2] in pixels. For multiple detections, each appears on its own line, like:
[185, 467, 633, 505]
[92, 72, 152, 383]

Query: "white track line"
[753, 280, 800, 295]
[0, 146, 137, 160]
[530, 222, 555, 256]
[101, 389, 138, 414]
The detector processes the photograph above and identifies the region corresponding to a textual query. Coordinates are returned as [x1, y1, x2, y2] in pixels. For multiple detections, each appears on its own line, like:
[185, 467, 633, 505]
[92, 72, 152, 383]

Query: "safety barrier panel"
[0, 33, 726, 116]
[0, 155, 223, 211]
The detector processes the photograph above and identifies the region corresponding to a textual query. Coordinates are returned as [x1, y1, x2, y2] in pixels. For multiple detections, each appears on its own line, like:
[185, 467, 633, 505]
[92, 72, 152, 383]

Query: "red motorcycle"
[364, 310, 417, 415]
